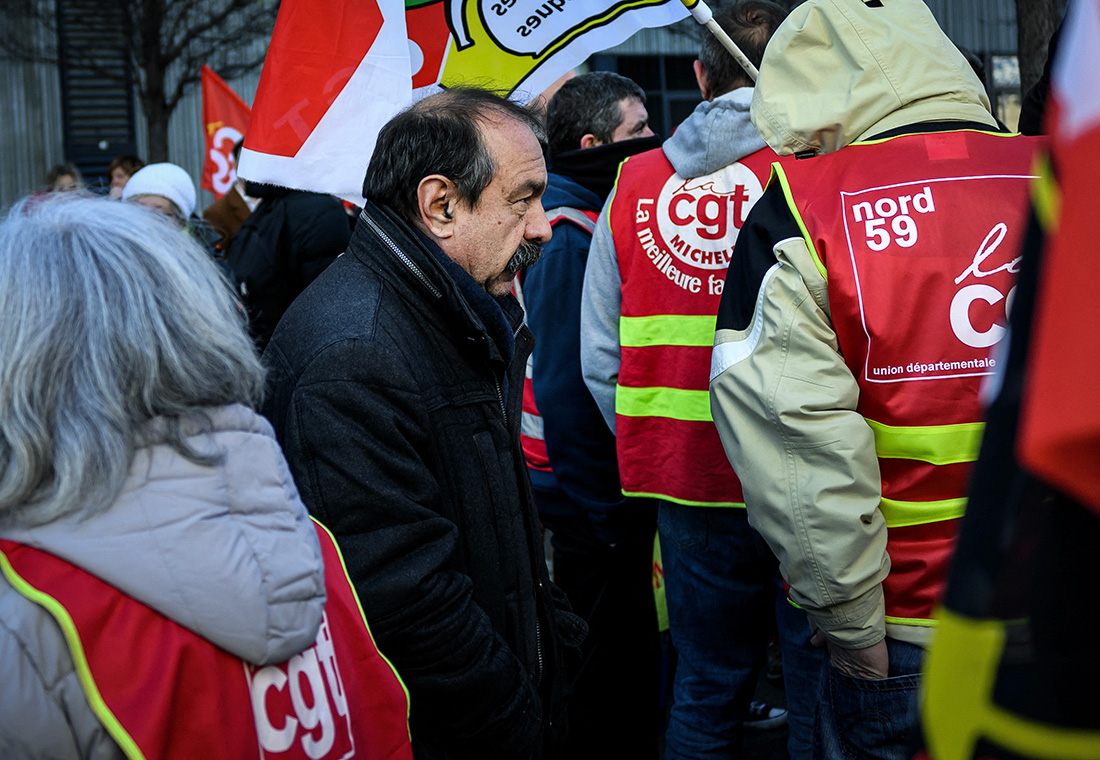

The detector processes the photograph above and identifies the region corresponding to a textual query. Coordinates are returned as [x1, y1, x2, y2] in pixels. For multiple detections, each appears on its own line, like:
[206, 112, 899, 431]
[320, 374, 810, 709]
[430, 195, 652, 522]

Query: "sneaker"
[744, 700, 787, 731]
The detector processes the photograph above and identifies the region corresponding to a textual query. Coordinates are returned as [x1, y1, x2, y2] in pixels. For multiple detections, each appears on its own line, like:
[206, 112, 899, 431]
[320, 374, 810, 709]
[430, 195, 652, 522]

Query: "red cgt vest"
[0, 519, 412, 760]
[608, 145, 782, 506]
[775, 128, 1043, 625]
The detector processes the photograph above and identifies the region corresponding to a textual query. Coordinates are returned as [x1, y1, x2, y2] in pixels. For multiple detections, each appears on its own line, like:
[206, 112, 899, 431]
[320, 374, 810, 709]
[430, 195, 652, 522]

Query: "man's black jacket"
[228, 184, 351, 351]
[262, 202, 584, 760]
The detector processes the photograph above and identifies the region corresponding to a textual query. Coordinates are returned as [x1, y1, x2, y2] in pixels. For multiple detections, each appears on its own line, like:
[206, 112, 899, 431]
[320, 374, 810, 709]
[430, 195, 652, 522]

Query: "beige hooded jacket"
[708, 0, 1001, 650]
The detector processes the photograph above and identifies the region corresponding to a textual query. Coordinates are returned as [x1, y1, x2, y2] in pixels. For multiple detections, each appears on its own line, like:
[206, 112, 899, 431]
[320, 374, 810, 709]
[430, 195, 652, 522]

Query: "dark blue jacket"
[524, 173, 632, 543]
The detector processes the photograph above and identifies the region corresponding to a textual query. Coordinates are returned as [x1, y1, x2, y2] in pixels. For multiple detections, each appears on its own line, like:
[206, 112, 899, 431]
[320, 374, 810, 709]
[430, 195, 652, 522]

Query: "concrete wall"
[0, 10, 65, 209]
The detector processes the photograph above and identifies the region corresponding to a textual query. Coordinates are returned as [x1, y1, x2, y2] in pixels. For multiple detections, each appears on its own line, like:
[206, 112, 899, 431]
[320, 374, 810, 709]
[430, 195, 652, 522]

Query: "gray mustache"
[505, 240, 543, 275]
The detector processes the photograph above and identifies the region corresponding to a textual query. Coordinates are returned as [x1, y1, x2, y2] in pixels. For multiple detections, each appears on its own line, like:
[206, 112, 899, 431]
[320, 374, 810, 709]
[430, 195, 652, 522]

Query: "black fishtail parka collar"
[353, 202, 526, 374]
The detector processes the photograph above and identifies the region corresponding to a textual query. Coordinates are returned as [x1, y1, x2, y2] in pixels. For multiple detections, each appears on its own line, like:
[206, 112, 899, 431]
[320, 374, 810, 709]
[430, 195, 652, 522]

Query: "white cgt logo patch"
[246, 612, 355, 759]
[654, 163, 764, 271]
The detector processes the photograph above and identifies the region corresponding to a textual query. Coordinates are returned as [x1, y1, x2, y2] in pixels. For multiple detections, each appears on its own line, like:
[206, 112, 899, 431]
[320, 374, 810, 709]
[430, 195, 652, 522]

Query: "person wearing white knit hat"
[122, 162, 197, 228]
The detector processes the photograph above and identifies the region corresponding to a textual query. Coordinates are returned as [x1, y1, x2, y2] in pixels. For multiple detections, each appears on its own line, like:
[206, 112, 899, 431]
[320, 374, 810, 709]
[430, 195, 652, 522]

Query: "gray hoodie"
[0, 405, 326, 759]
[581, 87, 767, 429]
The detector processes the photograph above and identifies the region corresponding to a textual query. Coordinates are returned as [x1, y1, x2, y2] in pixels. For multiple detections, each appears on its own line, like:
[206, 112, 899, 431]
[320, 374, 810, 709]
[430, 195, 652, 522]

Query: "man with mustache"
[262, 88, 585, 760]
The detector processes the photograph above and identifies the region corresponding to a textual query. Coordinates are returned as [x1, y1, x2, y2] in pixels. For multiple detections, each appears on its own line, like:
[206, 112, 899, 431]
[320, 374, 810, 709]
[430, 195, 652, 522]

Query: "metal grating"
[54, 0, 139, 187]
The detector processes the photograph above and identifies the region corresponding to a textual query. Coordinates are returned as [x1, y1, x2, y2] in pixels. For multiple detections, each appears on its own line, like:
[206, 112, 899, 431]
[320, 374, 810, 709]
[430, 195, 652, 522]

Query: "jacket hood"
[751, 0, 998, 157]
[544, 172, 603, 215]
[0, 405, 325, 665]
[549, 134, 662, 202]
[664, 88, 766, 178]
[243, 181, 300, 200]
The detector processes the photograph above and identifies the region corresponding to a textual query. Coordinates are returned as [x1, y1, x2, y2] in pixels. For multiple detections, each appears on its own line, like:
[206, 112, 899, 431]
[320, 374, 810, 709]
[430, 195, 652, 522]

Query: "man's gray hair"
[0, 196, 265, 524]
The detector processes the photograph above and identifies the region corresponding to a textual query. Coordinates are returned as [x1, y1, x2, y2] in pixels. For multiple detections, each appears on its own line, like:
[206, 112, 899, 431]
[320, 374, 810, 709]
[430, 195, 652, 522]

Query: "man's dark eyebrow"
[513, 178, 546, 200]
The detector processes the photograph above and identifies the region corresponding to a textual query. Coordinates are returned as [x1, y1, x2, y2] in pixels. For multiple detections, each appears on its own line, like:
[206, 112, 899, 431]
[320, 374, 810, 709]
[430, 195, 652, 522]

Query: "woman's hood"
[1, 405, 326, 665]
[750, 0, 999, 157]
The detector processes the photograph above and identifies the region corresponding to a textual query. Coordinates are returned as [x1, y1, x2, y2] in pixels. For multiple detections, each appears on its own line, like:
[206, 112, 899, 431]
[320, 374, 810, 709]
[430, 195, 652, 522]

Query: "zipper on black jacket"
[509, 320, 546, 690]
[535, 581, 545, 688]
[492, 319, 526, 425]
[493, 374, 507, 424]
[362, 211, 442, 299]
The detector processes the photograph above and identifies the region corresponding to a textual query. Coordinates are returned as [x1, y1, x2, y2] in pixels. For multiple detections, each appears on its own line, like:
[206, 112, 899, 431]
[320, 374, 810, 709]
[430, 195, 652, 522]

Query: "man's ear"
[694, 59, 714, 102]
[580, 133, 602, 150]
[416, 175, 457, 238]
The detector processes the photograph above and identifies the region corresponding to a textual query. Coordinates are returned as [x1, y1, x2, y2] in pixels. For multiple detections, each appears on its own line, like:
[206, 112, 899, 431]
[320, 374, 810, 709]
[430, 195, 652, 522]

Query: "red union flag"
[1018, 0, 1100, 512]
[201, 65, 251, 199]
[238, 0, 687, 202]
[238, 0, 411, 202]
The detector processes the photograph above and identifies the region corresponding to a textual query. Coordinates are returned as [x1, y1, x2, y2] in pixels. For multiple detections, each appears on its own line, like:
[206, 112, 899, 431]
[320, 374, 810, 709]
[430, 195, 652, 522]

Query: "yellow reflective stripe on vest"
[0, 548, 146, 760]
[867, 419, 984, 465]
[879, 496, 966, 527]
[924, 607, 1100, 760]
[773, 164, 828, 280]
[624, 489, 745, 508]
[616, 385, 712, 422]
[312, 518, 412, 722]
[620, 314, 717, 347]
[885, 614, 937, 627]
[1032, 152, 1060, 233]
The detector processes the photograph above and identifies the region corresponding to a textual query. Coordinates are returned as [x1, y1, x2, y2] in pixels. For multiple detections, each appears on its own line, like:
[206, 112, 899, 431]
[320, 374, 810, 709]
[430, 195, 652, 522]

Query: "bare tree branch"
[165, 0, 267, 62]
[0, 0, 59, 64]
[1, 0, 277, 160]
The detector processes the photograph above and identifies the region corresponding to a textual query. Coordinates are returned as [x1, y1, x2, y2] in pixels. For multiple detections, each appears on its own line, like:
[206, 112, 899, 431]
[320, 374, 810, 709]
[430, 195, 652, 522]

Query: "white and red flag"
[1018, 0, 1100, 512]
[238, 0, 687, 202]
[200, 65, 252, 199]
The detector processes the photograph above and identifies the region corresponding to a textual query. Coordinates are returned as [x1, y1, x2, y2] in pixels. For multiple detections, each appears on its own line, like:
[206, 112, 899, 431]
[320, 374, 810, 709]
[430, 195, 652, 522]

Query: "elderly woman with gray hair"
[0, 196, 412, 760]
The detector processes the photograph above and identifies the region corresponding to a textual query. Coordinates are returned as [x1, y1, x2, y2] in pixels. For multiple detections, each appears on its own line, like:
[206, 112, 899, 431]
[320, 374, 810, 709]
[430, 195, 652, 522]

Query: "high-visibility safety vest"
[0, 519, 413, 760]
[517, 206, 599, 475]
[775, 128, 1042, 625]
[608, 146, 779, 506]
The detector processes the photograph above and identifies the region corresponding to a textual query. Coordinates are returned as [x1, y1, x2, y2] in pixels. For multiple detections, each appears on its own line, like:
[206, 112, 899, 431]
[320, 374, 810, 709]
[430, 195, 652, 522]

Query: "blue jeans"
[814, 637, 923, 760]
[659, 503, 822, 760]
